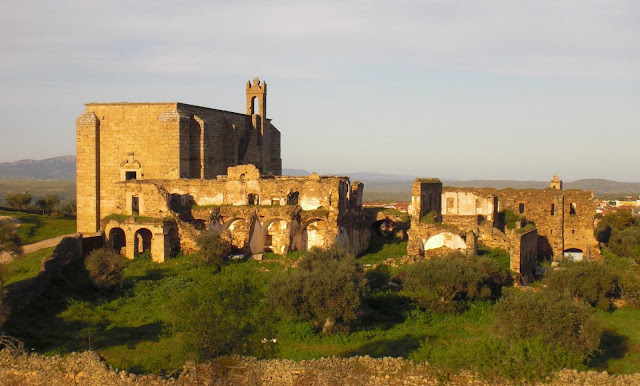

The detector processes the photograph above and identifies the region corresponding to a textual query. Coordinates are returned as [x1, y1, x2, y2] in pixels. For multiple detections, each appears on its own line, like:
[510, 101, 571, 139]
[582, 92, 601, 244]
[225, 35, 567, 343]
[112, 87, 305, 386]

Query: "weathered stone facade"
[407, 176, 598, 284]
[76, 78, 281, 234]
[76, 80, 369, 261]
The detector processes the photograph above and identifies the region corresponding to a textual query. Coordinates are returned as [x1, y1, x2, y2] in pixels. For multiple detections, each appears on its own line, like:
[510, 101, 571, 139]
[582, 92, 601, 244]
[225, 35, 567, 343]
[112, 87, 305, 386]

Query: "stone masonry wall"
[441, 187, 599, 261]
[1, 351, 634, 385]
[76, 100, 282, 234]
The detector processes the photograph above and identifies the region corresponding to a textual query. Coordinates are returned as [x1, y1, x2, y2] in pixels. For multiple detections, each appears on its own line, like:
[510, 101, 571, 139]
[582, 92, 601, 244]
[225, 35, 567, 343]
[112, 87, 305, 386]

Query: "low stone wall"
[1, 350, 639, 385]
[1, 235, 82, 325]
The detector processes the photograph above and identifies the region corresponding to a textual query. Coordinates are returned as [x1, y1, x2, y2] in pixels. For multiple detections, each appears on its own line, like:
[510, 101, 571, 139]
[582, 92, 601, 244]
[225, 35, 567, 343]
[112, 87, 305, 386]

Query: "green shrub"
[194, 232, 232, 268]
[84, 249, 126, 289]
[410, 336, 584, 382]
[494, 289, 602, 359]
[0, 219, 22, 255]
[268, 246, 368, 334]
[544, 262, 619, 310]
[166, 274, 275, 360]
[403, 254, 510, 313]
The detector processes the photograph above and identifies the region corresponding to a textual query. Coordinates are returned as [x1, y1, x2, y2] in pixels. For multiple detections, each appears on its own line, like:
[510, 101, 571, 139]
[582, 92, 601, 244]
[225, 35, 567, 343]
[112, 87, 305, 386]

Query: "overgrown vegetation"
[0, 219, 22, 255]
[269, 246, 367, 334]
[3, 212, 640, 381]
[404, 254, 511, 313]
[544, 261, 619, 310]
[193, 232, 232, 268]
[84, 249, 127, 290]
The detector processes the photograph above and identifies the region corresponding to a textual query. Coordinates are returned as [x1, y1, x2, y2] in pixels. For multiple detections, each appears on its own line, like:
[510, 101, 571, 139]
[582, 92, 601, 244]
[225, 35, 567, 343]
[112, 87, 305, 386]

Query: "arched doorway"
[108, 227, 126, 255]
[223, 218, 250, 251]
[264, 219, 288, 254]
[302, 219, 328, 251]
[134, 228, 153, 258]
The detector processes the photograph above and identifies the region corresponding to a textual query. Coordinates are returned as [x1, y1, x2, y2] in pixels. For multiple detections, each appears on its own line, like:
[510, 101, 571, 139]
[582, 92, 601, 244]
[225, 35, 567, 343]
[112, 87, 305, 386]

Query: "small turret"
[550, 174, 562, 190]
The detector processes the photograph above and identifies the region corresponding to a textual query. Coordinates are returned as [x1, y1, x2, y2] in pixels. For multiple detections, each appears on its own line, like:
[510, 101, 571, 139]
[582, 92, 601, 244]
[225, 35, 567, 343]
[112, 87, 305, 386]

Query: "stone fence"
[1, 351, 638, 385]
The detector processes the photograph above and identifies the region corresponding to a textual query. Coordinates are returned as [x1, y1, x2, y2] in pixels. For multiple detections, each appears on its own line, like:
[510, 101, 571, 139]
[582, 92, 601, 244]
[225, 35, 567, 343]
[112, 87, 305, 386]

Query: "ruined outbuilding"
[408, 175, 600, 284]
[76, 79, 370, 262]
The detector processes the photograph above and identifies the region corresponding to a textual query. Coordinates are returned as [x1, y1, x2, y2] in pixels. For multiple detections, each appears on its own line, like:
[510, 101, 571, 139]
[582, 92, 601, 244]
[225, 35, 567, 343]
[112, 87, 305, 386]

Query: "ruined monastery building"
[76, 78, 600, 283]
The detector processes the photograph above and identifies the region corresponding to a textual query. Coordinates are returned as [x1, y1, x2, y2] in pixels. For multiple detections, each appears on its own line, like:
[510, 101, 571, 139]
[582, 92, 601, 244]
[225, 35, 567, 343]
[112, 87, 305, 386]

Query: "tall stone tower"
[550, 174, 563, 190]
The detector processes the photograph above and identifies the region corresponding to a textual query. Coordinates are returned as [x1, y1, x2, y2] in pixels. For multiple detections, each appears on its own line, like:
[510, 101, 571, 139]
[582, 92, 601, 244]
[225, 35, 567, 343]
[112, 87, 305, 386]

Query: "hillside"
[0, 156, 75, 180]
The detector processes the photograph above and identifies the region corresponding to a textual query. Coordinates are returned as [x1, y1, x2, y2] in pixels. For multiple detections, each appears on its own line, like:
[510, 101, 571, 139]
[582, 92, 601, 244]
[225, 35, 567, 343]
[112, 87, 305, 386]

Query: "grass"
[594, 307, 640, 374]
[0, 247, 55, 287]
[4, 235, 640, 378]
[0, 209, 76, 244]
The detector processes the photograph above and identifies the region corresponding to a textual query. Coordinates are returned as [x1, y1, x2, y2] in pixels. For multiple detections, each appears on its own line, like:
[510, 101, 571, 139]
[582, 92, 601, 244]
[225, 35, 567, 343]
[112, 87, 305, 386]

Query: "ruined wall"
[509, 228, 538, 285]
[440, 187, 599, 261]
[103, 166, 369, 257]
[442, 190, 495, 220]
[563, 190, 600, 259]
[409, 179, 442, 226]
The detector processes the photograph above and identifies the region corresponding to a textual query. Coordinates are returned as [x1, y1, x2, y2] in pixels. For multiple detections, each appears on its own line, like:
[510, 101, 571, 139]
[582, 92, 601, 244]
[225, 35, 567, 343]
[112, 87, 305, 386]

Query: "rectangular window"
[519, 203, 525, 214]
[550, 203, 555, 215]
[570, 203, 577, 215]
[126, 171, 137, 180]
[271, 198, 280, 206]
[132, 196, 139, 215]
[447, 198, 455, 213]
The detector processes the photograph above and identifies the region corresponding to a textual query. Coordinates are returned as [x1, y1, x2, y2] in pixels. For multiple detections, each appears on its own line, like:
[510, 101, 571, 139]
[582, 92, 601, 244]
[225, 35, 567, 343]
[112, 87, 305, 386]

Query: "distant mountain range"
[0, 155, 76, 180]
[1, 157, 638, 198]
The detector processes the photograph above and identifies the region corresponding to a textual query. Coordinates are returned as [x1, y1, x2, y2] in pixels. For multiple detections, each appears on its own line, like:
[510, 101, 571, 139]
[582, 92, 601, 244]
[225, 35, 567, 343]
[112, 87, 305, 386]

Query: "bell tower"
[550, 174, 563, 190]
[246, 77, 267, 118]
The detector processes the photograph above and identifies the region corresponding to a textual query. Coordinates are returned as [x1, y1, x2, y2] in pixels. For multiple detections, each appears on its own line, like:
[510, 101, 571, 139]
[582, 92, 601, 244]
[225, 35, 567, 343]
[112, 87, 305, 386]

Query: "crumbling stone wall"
[438, 186, 599, 261]
[2, 350, 633, 385]
[101, 165, 369, 259]
[508, 228, 538, 285]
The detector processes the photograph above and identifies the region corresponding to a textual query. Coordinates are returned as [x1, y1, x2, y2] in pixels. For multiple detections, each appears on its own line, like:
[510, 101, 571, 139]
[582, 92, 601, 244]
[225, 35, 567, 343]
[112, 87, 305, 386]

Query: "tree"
[35, 194, 60, 215]
[403, 254, 511, 312]
[166, 274, 274, 360]
[494, 289, 602, 359]
[84, 248, 126, 289]
[0, 219, 22, 255]
[194, 231, 232, 268]
[59, 200, 76, 217]
[269, 246, 368, 333]
[5, 192, 32, 210]
[544, 261, 619, 310]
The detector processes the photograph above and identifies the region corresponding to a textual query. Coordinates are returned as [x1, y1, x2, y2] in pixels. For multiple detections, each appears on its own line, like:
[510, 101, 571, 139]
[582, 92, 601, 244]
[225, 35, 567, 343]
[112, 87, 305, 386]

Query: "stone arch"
[222, 218, 250, 251]
[108, 227, 126, 255]
[301, 218, 328, 251]
[134, 228, 153, 258]
[251, 96, 259, 115]
[167, 226, 180, 257]
[563, 248, 584, 261]
[422, 232, 466, 252]
[263, 218, 289, 254]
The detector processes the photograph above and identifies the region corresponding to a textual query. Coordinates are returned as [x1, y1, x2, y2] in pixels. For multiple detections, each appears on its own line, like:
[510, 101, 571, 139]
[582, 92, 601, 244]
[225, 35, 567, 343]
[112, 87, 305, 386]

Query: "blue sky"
[1, 0, 638, 181]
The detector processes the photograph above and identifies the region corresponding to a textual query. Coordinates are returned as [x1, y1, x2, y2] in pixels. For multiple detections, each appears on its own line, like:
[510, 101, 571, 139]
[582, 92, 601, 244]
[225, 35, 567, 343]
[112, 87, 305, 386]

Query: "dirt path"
[0, 215, 21, 228]
[0, 218, 77, 264]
